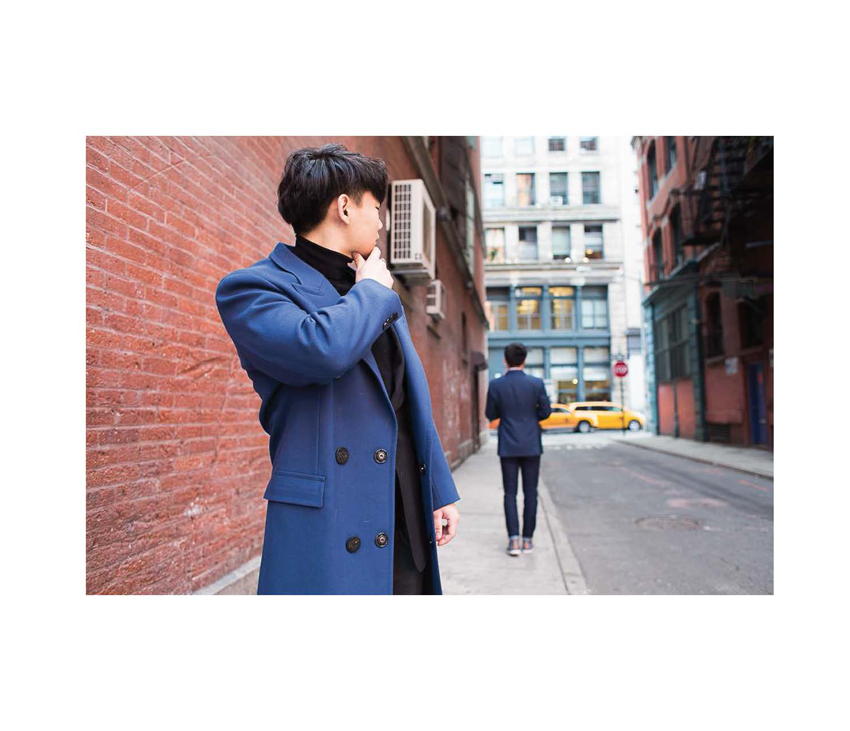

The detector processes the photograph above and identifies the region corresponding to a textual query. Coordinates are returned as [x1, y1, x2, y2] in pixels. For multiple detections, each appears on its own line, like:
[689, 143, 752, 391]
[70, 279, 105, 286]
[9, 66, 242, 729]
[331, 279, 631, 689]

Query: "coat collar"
[270, 241, 338, 300]
[268, 241, 408, 416]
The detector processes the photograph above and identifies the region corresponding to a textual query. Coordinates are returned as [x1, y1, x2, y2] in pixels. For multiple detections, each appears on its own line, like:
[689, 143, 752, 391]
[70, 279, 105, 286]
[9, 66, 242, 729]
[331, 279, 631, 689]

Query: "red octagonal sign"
[613, 361, 629, 378]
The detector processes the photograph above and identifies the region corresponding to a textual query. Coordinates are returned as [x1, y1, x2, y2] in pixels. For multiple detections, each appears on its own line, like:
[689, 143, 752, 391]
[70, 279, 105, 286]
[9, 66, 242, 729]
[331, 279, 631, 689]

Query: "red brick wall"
[635, 136, 697, 283]
[656, 379, 694, 437]
[704, 362, 745, 426]
[86, 136, 485, 594]
[700, 278, 773, 447]
[657, 383, 675, 435]
[675, 380, 695, 439]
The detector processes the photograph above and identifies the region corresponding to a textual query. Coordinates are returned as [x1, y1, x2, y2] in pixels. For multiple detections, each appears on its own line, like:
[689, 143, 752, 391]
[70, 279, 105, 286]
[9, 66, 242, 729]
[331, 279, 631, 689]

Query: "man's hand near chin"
[433, 503, 460, 547]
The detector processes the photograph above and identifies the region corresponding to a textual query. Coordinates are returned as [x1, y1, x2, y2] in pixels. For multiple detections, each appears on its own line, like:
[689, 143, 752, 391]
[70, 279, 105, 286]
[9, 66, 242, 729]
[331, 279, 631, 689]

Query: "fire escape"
[680, 136, 774, 262]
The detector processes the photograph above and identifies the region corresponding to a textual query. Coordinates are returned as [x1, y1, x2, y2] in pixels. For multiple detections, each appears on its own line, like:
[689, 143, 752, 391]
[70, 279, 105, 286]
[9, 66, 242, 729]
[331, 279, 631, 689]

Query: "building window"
[549, 172, 568, 205]
[705, 292, 724, 357]
[515, 287, 542, 330]
[516, 173, 536, 206]
[484, 173, 504, 208]
[549, 286, 576, 330]
[581, 299, 609, 330]
[518, 225, 538, 260]
[584, 224, 604, 260]
[552, 226, 571, 261]
[581, 286, 608, 329]
[669, 206, 683, 266]
[465, 177, 475, 276]
[515, 137, 535, 156]
[666, 136, 678, 172]
[487, 287, 510, 331]
[647, 142, 659, 199]
[461, 312, 468, 360]
[482, 137, 503, 157]
[548, 136, 567, 152]
[485, 228, 506, 264]
[739, 297, 766, 349]
[580, 137, 598, 153]
[652, 229, 663, 281]
[550, 346, 578, 403]
[523, 347, 545, 379]
[655, 307, 691, 382]
[489, 347, 505, 382]
[582, 172, 601, 204]
[487, 301, 509, 332]
[583, 346, 611, 401]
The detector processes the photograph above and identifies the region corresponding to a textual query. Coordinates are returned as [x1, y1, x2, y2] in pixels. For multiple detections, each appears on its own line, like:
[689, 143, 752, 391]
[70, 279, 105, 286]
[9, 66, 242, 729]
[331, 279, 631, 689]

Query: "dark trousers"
[393, 520, 428, 594]
[392, 478, 428, 595]
[500, 455, 541, 539]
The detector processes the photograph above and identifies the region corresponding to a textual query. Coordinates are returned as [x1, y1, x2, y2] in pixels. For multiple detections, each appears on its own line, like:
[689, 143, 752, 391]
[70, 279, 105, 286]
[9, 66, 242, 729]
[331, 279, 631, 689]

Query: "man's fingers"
[433, 512, 443, 540]
[441, 518, 457, 545]
[368, 246, 381, 260]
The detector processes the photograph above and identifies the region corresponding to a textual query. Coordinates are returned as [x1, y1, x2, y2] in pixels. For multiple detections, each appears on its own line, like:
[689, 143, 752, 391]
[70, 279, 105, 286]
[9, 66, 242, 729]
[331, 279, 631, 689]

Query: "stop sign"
[613, 361, 628, 378]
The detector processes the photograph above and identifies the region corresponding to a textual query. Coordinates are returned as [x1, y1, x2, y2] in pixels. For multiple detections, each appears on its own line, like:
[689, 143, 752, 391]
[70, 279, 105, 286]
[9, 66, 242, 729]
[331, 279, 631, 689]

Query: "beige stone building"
[482, 136, 645, 413]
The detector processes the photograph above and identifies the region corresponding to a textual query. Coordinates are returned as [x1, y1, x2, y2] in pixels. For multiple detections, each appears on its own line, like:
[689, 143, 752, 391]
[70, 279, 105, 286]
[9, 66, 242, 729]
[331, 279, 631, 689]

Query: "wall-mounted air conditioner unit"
[549, 195, 564, 206]
[390, 179, 436, 283]
[425, 279, 446, 320]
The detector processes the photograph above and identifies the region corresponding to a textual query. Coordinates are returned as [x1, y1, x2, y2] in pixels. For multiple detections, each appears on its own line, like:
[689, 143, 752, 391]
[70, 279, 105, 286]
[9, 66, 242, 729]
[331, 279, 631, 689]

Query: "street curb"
[617, 440, 774, 481]
[537, 476, 589, 595]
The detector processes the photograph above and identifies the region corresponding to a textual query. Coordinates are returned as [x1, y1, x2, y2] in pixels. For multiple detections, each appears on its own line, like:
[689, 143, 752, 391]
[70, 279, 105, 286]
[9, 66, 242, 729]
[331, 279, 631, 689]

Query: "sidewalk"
[609, 432, 774, 480]
[438, 437, 588, 595]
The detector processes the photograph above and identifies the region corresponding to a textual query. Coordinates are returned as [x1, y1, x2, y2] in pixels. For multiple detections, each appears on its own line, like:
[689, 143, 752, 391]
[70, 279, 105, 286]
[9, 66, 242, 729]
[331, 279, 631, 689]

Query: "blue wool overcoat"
[215, 242, 460, 594]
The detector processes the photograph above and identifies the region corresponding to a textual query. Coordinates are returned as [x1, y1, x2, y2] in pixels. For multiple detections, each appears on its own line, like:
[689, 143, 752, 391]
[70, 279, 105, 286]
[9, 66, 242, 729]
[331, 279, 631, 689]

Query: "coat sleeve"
[428, 417, 461, 510]
[535, 379, 552, 420]
[484, 381, 499, 421]
[215, 270, 402, 387]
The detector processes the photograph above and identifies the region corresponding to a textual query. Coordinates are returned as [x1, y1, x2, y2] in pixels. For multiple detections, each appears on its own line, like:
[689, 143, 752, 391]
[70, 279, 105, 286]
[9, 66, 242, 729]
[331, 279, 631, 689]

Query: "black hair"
[504, 342, 527, 367]
[277, 143, 389, 234]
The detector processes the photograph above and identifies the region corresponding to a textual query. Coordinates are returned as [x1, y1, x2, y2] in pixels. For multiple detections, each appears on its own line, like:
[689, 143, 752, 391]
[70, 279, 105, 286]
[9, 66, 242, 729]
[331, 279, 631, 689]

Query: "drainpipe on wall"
[694, 280, 708, 442]
[672, 375, 680, 438]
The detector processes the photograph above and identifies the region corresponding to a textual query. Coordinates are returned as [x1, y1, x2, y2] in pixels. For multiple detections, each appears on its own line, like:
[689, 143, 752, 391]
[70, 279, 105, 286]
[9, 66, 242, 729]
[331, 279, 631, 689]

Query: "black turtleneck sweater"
[289, 234, 429, 573]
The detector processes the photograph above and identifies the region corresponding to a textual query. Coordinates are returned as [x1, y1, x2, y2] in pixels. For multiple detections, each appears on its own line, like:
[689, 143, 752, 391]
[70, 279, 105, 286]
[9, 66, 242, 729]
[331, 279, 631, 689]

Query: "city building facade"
[632, 136, 773, 448]
[481, 136, 645, 413]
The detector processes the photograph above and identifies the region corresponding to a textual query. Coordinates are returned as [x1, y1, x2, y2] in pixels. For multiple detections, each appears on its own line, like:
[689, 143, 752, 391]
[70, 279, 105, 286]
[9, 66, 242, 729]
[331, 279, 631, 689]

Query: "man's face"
[344, 190, 384, 258]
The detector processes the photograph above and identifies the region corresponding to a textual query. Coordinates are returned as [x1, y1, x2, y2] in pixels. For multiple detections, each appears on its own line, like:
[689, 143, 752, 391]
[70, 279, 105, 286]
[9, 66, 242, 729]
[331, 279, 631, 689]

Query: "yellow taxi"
[567, 402, 646, 431]
[488, 403, 600, 434]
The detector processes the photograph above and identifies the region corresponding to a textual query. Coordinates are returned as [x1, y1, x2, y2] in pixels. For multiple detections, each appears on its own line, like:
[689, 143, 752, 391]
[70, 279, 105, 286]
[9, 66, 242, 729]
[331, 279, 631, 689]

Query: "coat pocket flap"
[264, 470, 325, 508]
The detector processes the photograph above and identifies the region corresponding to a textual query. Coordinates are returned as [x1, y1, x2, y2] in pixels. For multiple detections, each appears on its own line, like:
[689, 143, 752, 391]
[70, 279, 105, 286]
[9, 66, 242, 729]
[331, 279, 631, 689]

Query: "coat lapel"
[268, 242, 393, 410]
[390, 313, 432, 457]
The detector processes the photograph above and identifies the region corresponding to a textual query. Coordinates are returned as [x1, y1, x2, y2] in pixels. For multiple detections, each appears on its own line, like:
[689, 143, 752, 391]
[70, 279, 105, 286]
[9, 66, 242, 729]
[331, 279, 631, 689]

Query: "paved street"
[439, 428, 773, 595]
[540, 430, 773, 594]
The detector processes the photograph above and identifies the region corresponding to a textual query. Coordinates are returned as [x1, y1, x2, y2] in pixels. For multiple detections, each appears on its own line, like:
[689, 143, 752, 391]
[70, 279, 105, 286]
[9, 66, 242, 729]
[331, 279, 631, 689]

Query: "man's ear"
[335, 194, 350, 224]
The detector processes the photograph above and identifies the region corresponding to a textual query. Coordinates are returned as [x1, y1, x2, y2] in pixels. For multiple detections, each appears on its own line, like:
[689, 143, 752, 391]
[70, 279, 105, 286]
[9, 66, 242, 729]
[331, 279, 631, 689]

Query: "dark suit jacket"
[485, 370, 552, 457]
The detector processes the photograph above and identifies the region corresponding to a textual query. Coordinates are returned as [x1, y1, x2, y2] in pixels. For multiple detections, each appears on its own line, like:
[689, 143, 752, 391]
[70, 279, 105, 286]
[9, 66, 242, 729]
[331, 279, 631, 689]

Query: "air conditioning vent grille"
[389, 179, 436, 282]
[392, 182, 412, 260]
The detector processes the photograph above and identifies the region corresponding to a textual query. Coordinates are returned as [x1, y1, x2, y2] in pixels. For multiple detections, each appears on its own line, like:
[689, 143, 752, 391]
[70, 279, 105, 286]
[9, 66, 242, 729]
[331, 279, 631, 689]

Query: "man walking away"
[484, 343, 552, 556]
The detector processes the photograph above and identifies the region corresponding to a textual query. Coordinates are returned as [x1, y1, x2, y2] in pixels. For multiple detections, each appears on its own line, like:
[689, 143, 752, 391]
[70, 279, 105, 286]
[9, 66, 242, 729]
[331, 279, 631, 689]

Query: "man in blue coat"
[215, 144, 460, 594]
[484, 343, 552, 556]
